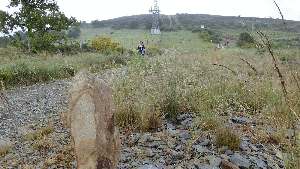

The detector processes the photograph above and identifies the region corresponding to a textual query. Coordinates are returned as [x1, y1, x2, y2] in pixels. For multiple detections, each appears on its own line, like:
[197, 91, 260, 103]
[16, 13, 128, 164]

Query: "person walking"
[137, 41, 146, 56]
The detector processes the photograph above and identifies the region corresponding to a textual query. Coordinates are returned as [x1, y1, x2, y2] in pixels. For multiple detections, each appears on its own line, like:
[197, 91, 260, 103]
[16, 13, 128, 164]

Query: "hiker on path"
[137, 41, 146, 56]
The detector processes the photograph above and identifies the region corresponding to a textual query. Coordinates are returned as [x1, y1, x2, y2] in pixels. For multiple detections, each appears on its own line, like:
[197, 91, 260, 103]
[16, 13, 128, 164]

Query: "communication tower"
[149, 0, 161, 35]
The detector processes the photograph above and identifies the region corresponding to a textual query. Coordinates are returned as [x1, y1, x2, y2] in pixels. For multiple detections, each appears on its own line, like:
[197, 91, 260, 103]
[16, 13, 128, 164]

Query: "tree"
[198, 29, 222, 43]
[1, 0, 76, 52]
[237, 32, 255, 48]
[67, 25, 81, 39]
[0, 10, 12, 34]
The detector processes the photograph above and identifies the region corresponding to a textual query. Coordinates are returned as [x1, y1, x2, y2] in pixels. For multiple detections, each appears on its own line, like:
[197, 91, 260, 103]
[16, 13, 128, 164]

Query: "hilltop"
[86, 14, 300, 32]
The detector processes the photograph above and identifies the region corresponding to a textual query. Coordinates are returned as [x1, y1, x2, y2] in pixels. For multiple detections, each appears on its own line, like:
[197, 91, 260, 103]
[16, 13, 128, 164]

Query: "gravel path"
[0, 79, 72, 168]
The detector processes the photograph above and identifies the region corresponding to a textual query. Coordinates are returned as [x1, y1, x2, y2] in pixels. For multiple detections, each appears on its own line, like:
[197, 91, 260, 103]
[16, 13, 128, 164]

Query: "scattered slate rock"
[275, 151, 283, 160]
[178, 130, 191, 141]
[193, 145, 211, 154]
[197, 164, 217, 169]
[220, 160, 239, 169]
[239, 141, 250, 152]
[166, 122, 176, 130]
[139, 133, 152, 143]
[230, 153, 251, 169]
[177, 113, 193, 122]
[208, 155, 222, 167]
[181, 118, 193, 129]
[171, 150, 185, 161]
[138, 164, 159, 169]
[231, 116, 250, 125]
[249, 156, 267, 169]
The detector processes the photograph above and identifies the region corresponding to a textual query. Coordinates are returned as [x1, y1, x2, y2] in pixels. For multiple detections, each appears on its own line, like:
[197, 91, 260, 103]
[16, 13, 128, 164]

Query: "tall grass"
[0, 52, 129, 88]
[113, 48, 298, 130]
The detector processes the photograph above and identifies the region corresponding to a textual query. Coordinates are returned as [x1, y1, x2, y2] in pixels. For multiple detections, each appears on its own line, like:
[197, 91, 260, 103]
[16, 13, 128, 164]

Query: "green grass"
[0, 52, 129, 88]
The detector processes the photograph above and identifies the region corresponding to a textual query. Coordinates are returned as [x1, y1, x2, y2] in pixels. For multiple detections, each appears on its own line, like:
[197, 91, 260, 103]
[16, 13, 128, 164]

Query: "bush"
[216, 128, 241, 150]
[237, 32, 255, 48]
[0, 62, 76, 88]
[198, 29, 222, 43]
[90, 36, 124, 54]
[67, 26, 81, 39]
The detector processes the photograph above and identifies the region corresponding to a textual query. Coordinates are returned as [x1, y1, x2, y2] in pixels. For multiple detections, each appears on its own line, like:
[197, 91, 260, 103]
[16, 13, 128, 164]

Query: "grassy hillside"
[87, 14, 300, 33]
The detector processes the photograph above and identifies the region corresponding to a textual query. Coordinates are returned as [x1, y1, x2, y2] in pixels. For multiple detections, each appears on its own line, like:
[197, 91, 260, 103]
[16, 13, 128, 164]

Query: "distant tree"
[1, 0, 76, 52]
[67, 25, 81, 39]
[198, 29, 222, 43]
[237, 32, 255, 48]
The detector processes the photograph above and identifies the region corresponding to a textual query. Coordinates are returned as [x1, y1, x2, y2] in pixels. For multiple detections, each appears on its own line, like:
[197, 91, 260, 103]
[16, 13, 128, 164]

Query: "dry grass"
[24, 126, 54, 141]
[32, 138, 55, 151]
[43, 145, 75, 169]
[215, 128, 241, 151]
[0, 145, 12, 157]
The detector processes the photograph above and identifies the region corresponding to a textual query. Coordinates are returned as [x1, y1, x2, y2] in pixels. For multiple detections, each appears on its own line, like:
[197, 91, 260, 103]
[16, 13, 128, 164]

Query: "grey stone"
[118, 163, 130, 169]
[250, 157, 267, 169]
[145, 149, 155, 158]
[181, 118, 193, 129]
[231, 117, 250, 124]
[139, 133, 152, 143]
[225, 150, 233, 155]
[249, 144, 259, 152]
[198, 138, 210, 146]
[179, 130, 191, 140]
[175, 145, 183, 151]
[177, 113, 192, 121]
[208, 156, 222, 167]
[286, 129, 295, 139]
[193, 145, 211, 154]
[148, 141, 161, 148]
[130, 133, 141, 144]
[166, 122, 176, 130]
[138, 164, 159, 169]
[171, 150, 184, 161]
[230, 153, 251, 169]
[239, 142, 250, 152]
[275, 151, 283, 160]
[195, 164, 219, 169]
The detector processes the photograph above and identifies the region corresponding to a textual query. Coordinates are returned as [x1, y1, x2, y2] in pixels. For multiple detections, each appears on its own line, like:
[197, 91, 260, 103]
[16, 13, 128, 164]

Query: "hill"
[86, 14, 300, 32]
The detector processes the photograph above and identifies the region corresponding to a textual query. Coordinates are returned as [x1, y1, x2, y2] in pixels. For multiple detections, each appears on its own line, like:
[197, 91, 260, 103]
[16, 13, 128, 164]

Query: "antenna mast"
[149, 0, 161, 35]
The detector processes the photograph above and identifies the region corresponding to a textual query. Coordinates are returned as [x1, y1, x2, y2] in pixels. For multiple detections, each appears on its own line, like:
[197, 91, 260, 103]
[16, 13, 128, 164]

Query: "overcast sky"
[1, 0, 300, 22]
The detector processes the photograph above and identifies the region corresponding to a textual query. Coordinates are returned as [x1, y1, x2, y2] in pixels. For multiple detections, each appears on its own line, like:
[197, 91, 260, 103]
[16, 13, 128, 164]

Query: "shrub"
[216, 128, 241, 150]
[147, 46, 163, 57]
[197, 115, 221, 131]
[237, 32, 255, 48]
[90, 36, 124, 54]
[0, 62, 76, 88]
[67, 26, 81, 39]
[198, 29, 222, 43]
[161, 78, 180, 121]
